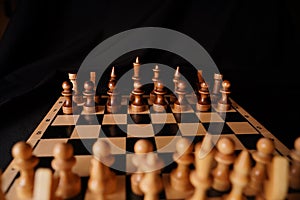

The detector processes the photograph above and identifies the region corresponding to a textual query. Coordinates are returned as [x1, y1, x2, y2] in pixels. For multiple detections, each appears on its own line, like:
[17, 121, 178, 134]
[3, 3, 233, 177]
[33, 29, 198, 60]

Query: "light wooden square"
[178, 123, 207, 136]
[97, 138, 126, 154]
[52, 115, 79, 125]
[226, 122, 259, 134]
[196, 112, 224, 123]
[155, 136, 182, 153]
[71, 125, 101, 138]
[127, 124, 154, 137]
[33, 139, 68, 157]
[102, 114, 127, 124]
[150, 113, 176, 124]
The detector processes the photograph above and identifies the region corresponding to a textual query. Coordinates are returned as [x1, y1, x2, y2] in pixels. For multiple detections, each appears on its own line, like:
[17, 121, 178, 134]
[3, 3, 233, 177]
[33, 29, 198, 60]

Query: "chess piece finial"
[197, 82, 211, 112]
[289, 137, 300, 190]
[12, 141, 39, 199]
[217, 80, 231, 111]
[51, 143, 81, 199]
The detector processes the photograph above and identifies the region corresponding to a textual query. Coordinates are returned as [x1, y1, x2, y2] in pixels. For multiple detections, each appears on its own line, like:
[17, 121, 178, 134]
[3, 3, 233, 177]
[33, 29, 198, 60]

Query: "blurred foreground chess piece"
[0, 170, 5, 200]
[33, 168, 57, 200]
[289, 137, 300, 190]
[12, 141, 39, 199]
[217, 80, 231, 111]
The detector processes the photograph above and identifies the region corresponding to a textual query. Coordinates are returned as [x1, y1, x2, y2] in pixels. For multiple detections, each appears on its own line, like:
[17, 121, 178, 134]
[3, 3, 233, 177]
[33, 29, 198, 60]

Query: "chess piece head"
[93, 140, 111, 159]
[12, 141, 33, 159]
[176, 137, 193, 155]
[134, 139, 153, 154]
[294, 137, 300, 152]
[84, 80, 94, 92]
[222, 80, 231, 91]
[62, 81, 72, 92]
[256, 137, 274, 155]
[156, 81, 164, 92]
[217, 137, 235, 155]
[53, 143, 74, 160]
[176, 80, 186, 92]
[200, 82, 209, 91]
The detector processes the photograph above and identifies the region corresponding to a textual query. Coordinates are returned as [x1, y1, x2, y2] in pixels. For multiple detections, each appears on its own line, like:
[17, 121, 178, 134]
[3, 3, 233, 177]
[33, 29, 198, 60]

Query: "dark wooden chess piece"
[62, 80, 76, 115]
[153, 80, 168, 112]
[130, 80, 147, 112]
[217, 80, 231, 111]
[173, 80, 189, 112]
[170, 66, 181, 104]
[83, 80, 97, 113]
[150, 65, 160, 104]
[289, 137, 300, 190]
[211, 73, 223, 103]
[107, 67, 121, 113]
[196, 82, 211, 112]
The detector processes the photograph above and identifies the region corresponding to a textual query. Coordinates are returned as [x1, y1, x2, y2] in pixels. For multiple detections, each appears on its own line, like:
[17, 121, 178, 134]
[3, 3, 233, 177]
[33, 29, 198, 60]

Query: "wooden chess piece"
[244, 137, 274, 196]
[83, 80, 97, 113]
[130, 57, 142, 103]
[211, 73, 223, 103]
[212, 137, 236, 192]
[188, 141, 215, 200]
[170, 137, 194, 192]
[173, 80, 189, 112]
[12, 141, 39, 199]
[68, 73, 84, 105]
[223, 150, 251, 200]
[150, 65, 160, 104]
[153, 81, 168, 112]
[139, 152, 164, 200]
[289, 137, 300, 190]
[131, 139, 154, 196]
[88, 140, 117, 197]
[130, 80, 147, 112]
[61, 80, 75, 115]
[217, 80, 231, 111]
[196, 82, 211, 112]
[33, 168, 57, 200]
[0, 170, 6, 200]
[107, 67, 121, 113]
[170, 66, 180, 104]
[90, 71, 101, 104]
[51, 143, 81, 199]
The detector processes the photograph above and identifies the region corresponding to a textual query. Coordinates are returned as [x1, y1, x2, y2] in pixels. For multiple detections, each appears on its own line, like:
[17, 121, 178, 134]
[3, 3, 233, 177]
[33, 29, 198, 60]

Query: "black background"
[0, 0, 299, 171]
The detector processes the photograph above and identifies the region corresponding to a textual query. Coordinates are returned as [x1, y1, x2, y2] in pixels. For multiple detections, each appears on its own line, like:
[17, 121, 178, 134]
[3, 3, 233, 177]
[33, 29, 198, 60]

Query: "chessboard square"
[150, 113, 176, 124]
[173, 113, 200, 123]
[102, 114, 127, 124]
[76, 114, 101, 125]
[127, 114, 151, 124]
[202, 122, 233, 134]
[235, 134, 264, 150]
[41, 125, 75, 139]
[100, 125, 127, 137]
[126, 137, 157, 153]
[226, 122, 259, 134]
[155, 136, 182, 153]
[67, 138, 97, 155]
[127, 124, 154, 137]
[171, 104, 194, 113]
[33, 139, 68, 156]
[153, 124, 180, 136]
[196, 112, 224, 123]
[71, 125, 101, 138]
[223, 112, 247, 122]
[96, 138, 126, 154]
[52, 115, 79, 125]
[179, 123, 207, 136]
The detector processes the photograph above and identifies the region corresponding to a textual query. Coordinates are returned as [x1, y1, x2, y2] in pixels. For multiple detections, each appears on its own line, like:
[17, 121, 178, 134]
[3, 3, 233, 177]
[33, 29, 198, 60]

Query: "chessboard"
[1, 64, 300, 200]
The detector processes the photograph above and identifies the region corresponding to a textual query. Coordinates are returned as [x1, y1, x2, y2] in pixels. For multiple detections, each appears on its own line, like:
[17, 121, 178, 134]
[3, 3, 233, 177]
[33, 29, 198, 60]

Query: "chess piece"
[244, 137, 274, 196]
[131, 139, 154, 196]
[12, 141, 39, 199]
[139, 152, 164, 200]
[150, 65, 160, 104]
[212, 137, 236, 192]
[61, 80, 75, 115]
[130, 57, 142, 102]
[0, 171, 6, 200]
[217, 80, 231, 111]
[196, 82, 211, 112]
[289, 137, 300, 190]
[173, 80, 189, 112]
[170, 137, 194, 192]
[68, 72, 84, 105]
[88, 140, 117, 196]
[90, 71, 101, 104]
[188, 141, 215, 200]
[258, 156, 289, 200]
[211, 73, 223, 103]
[130, 80, 147, 112]
[153, 81, 168, 112]
[83, 80, 97, 113]
[51, 143, 81, 199]
[107, 67, 121, 113]
[33, 168, 56, 200]
[170, 66, 181, 103]
[223, 150, 251, 200]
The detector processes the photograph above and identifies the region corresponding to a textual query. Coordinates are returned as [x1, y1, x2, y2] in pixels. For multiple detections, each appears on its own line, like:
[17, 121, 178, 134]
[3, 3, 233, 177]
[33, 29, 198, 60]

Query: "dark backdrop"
[0, 0, 299, 171]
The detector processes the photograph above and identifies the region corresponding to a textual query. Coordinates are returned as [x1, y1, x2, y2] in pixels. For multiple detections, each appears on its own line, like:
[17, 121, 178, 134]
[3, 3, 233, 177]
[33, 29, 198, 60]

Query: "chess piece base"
[170, 172, 194, 192]
[83, 105, 97, 113]
[62, 106, 73, 115]
[130, 104, 147, 113]
[217, 103, 231, 111]
[196, 103, 211, 112]
[173, 103, 188, 112]
[106, 105, 121, 113]
[153, 104, 167, 113]
[73, 95, 84, 105]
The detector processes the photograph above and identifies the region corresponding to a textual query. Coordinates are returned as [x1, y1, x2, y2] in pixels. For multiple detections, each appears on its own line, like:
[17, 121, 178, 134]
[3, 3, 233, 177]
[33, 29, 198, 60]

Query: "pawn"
[153, 81, 168, 112]
[196, 82, 211, 112]
[173, 80, 189, 112]
[289, 137, 300, 190]
[83, 80, 97, 113]
[170, 137, 194, 192]
[0, 171, 5, 200]
[130, 80, 147, 112]
[212, 137, 236, 192]
[139, 153, 164, 200]
[88, 140, 117, 197]
[12, 141, 39, 199]
[223, 150, 251, 200]
[131, 139, 154, 196]
[51, 143, 81, 199]
[62, 80, 75, 114]
[217, 80, 231, 111]
[244, 137, 274, 196]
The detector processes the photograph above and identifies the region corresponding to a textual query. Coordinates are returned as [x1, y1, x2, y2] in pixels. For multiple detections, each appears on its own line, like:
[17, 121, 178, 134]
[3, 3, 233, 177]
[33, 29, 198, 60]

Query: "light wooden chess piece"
[211, 73, 223, 103]
[223, 150, 251, 200]
[289, 136, 300, 190]
[33, 168, 57, 200]
[173, 80, 189, 112]
[188, 140, 215, 200]
[153, 81, 168, 112]
[90, 71, 101, 104]
[212, 137, 236, 192]
[0, 170, 6, 200]
[51, 143, 81, 199]
[139, 152, 164, 200]
[61, 80, 76, 115]
[244, 137, 274, 196]
[68, 72, 84, 105]
[217, 80, 232, 111]
[170, 137, 194, 192]
[88, 140, 117, 197]
[131, 139, 154, 196]
[196, 81, 211, 112]
[83, 80, 97, 113]
[12, 141, 39, 199]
